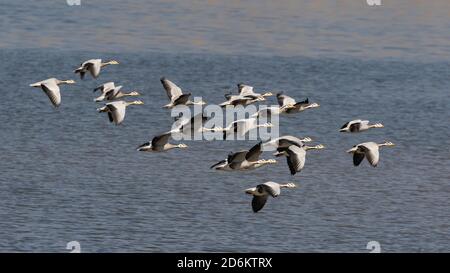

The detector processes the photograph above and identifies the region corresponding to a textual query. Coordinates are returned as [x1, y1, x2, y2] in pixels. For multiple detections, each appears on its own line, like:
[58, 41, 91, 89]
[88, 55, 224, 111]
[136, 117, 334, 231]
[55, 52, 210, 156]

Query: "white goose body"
[161, 77, 205, 108]
[30, 78, 76, 107]
[274, 143, 325, 175]
[74, 59, 119, 79]
[340, 119, 384, 133]
[245, 181, 297, 212]
[94, 83, 141, 102]
[211, 142, 277, 171]
[276, 92, 320, 114]
[205, 117, 272, 140]
[137, 132, 188, 152]
[262, 135, 312, 152]
[97, 100, 144, 125]
[347, 141, 395, 167]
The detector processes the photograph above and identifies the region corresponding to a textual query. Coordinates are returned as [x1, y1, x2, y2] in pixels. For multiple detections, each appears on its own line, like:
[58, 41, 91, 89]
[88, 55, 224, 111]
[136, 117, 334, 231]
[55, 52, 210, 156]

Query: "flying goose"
[276, 92, 320, 114]
[262, 135, 313, 152]
[137, 132, 188, 152]
[169, 112, 208, 137]
[251, 104, 296, 118]
[274, 144, 325, 175]
[346, 141, 395, 167]
[211, 142, 277, 171]
[204, 117, 272, 140]
[29, 78, 76, 107]
[340, 119, 384, 133]
[160, 77, 206, 108]
[74, 59, 119, 79]
[97, 100, 144, 125]
[219, 96, 259, 107]
[245, 181, 297, 212]
[238, 83, 273, 99]
[219, 83, 273, 107]
[94, 84, 141, 102]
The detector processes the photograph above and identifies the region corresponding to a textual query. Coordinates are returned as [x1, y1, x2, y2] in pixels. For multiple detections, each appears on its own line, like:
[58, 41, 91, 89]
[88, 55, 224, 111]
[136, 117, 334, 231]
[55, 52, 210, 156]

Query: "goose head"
[107, 60, 119, 65]
[177, 143, 188, 149]
[128, 91, 141, 96]
[380, 141, 395, 147]
[280, 183, 297, 189]
[305, 144, 325, 151]
[62, 79, 76, 84]
[372, 123, 384, 128]
[128, 100, 144, 106]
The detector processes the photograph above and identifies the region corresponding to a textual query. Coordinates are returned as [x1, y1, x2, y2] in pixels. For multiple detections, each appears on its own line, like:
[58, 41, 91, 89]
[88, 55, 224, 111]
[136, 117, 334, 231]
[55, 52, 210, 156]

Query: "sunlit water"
[0, 0, 449, 252]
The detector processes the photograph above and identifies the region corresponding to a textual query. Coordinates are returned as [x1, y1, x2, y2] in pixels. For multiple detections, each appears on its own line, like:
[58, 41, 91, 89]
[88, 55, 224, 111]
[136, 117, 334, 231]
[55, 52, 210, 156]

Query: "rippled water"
[0, 1, 449, 252]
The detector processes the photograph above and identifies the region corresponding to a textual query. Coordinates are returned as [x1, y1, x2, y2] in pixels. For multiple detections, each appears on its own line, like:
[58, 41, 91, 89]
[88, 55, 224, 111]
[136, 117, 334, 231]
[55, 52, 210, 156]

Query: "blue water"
[0, 0, 449, 252]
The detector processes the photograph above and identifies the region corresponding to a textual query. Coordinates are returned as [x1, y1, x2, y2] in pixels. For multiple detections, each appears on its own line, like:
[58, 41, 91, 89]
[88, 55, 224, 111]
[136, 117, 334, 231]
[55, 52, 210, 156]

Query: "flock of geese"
[29, 58, 395, 213]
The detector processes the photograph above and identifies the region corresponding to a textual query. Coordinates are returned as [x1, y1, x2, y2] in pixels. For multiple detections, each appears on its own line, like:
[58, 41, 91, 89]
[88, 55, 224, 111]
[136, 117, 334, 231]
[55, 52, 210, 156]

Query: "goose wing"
[293, 98, 309, 107]
[359, 142, 380, 167]
[87, 59, 102, 78]
[286, 145, 306, 175]
[238, 83, 255, 96]
[41, 80, 61, 107]
[152, 133, 171, 148]
[260, 182, 281, 197]
[173, 93, 191, 105]
[353, 151, 366, 166]
[277, 136, 305, 148]
[276, 93, 296, 107]
[94, 82, 115, 93]
[106, 101, 126, 124]
[227, 150, 248, 163]
[161, 77, 183, 101]
[246, 141, 263, 162]
[105, 86, 122, 100]
[251, 195, 268, 213]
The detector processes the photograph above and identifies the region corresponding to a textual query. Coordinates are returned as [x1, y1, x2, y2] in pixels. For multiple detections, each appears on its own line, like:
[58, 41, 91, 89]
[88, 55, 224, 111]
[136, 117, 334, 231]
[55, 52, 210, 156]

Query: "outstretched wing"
[152, 133, 171, 148]
[161, 77, 183, 101]
[251, 195, 268, 213]
[276, 93, 296, 107]
[353, 151, 365, 166]
[246, 142, 263, 162]
[41, 81, 61, 107]
[286, 145, 306, 175]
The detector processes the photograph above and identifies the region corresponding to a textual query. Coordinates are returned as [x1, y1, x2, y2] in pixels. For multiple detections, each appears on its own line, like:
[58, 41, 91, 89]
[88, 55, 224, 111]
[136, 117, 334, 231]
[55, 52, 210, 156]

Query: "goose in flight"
[74, 59, 119, 79]
[169, 112, 208, 137]
[211, 142, 277, 171]
[251, 104, 296, 118]
[97, 100, 144, 125]
[276, 92, 320, 114]
[204, 117, 272, 140]
[161, 77, 206, 108]
[347, 141, 395, 167]
[219, 83, 273, 107]
[273, 143, 325, 175]
[137, 132, 188, 152]
[245, 181, 297, 212]
[30, 78, 76, 107]
[237, 83, 273, 99]
[262, 135, 313, 152]
[340, 119, 384, 133]
[93, 83, 141, 102]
